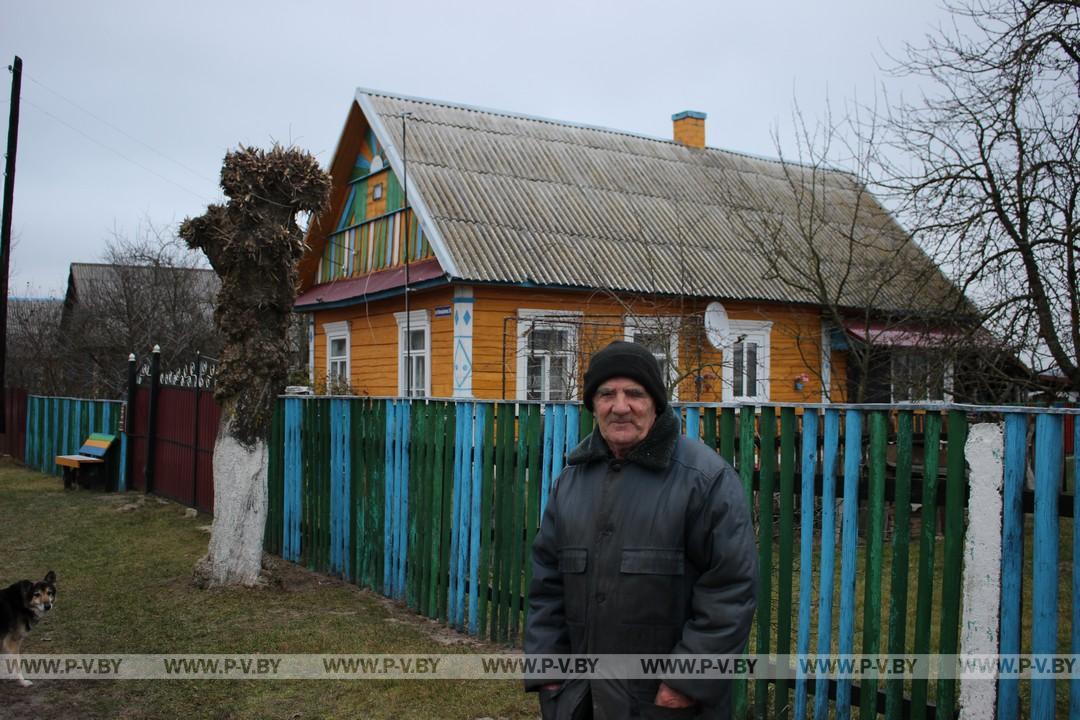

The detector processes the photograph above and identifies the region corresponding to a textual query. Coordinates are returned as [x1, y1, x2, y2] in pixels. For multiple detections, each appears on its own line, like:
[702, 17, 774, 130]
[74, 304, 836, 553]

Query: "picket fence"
[22, 395, 126, 489]
[17, 392, 1078, 718]
[262, 397, 1078, 720]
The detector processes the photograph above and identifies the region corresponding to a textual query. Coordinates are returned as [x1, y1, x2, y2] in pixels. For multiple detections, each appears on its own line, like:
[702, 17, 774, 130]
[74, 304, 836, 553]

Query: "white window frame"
[623, 315, 680, 401]
[515, 309, 581, 402]
[394, 309, 431, 398]
[721, 320, 772, 402]
[323, 320, 351, 388]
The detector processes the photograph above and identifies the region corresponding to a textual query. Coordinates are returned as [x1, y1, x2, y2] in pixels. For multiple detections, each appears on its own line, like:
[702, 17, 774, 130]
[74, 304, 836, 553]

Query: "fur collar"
[566, 408, 679, 472]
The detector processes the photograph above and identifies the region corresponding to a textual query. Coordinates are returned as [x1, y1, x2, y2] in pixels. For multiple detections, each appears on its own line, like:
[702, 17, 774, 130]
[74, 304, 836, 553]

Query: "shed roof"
[308, 89, 960, 312]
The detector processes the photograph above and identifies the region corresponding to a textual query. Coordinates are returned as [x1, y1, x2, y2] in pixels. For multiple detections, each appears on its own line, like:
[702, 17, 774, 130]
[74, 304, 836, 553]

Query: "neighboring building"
[59, 263, 222, 398]
[295, 89, 964, 403]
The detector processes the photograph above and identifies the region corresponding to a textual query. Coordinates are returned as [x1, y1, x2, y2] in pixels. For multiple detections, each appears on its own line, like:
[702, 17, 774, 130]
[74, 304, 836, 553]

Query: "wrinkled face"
[594, 377, 657, 459]
[26, 572, 56, 619]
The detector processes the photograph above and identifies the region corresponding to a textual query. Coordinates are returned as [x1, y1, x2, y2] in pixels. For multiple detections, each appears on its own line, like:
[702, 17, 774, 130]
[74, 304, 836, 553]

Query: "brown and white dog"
[1, 571, 57, 687]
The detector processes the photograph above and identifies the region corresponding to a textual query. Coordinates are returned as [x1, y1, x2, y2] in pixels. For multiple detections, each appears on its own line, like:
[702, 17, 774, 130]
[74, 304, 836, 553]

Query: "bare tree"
[729, 102, 972, 401]
[60, 221, 221, 398]
[6, 295, 65, 395]
[884, 0, 1080, 393]
[181, 145, 330, 587]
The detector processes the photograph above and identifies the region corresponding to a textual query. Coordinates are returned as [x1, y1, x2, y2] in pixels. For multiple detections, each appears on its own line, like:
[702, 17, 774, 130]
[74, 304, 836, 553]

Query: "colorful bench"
[56, 433, 117, 490]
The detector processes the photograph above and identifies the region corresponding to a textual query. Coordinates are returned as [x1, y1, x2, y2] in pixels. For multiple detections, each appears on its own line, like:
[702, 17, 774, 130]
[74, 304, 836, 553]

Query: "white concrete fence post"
[959, 422, 1004, 720]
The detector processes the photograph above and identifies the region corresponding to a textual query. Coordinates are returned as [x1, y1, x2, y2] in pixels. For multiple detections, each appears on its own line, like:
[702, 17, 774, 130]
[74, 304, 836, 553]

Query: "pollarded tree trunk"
[180, 145, 330, 587]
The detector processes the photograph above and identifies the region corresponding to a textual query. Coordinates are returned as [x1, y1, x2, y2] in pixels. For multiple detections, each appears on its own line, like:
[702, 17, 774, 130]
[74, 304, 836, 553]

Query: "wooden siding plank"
[836, 408, 863, 719]
[860, 411, 888, 720]
[937, 410, 967, 718]
[884, 411, 913, 720]
[733, 404, 755, 719]
[775, 407, 795, 720]
[1031, 413, 1063, 719]
[438, 401, 456, 623]
[685, 405, 700, 441]
[383, 401, 397, 597]
[720, 407, 735, 463]
[909, 411, 941, 720]
[449, 402, 466, 628]
[541, 406, 555, 518]
[524, 404, 542, 634]
[494, 403, 514, 642]
[703, 407, 717, 452]
[469, 403, 487, 635]
[478, 402, 496, 637]
[813, 408, 840, 720]
[793, 408, 818, 720]
[998, 413, 1026, 720]
[509, 405, 530, 645]
[755, 406, 775, 720]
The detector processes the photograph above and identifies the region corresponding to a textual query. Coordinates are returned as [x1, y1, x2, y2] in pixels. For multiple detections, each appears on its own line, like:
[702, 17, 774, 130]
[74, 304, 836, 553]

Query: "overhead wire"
[23, 72, 216, 184]
[23, 99, 215, 203]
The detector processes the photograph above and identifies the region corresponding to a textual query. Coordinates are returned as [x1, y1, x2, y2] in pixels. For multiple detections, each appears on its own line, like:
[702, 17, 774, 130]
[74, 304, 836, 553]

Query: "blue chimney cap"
[671, 110, 707, 121]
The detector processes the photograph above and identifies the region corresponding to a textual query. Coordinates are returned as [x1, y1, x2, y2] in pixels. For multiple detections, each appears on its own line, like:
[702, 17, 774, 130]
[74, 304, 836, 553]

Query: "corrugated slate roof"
[349, 89, 957, 311]
[68, 263, 220, 300]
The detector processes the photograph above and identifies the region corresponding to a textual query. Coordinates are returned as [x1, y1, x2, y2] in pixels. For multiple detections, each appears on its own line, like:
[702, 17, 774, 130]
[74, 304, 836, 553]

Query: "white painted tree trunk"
[198, 422, 268, 587]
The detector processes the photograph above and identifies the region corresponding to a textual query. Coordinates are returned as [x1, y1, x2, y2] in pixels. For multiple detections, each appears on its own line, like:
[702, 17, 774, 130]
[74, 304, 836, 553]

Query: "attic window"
[373, 183, 384, 200]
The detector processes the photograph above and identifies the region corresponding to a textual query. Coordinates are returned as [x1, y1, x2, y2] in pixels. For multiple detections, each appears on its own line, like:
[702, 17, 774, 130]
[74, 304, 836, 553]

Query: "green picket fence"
[265, 397, 1077, 719]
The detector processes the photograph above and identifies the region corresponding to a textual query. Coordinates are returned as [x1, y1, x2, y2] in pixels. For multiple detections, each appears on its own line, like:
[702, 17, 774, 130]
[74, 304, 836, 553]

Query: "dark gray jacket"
[525, 410, 757, 719]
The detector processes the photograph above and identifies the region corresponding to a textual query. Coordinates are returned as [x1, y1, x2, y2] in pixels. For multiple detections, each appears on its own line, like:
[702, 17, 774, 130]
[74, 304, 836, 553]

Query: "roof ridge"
[355, 87, 838, 172]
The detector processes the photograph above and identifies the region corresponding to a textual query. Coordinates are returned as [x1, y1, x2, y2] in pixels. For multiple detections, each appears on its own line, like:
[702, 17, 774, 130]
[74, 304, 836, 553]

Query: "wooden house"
[295, 89, 962, 403]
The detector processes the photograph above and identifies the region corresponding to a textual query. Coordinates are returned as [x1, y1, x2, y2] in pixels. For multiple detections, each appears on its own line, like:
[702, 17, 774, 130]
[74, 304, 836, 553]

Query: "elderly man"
[525, 340, 757, 719]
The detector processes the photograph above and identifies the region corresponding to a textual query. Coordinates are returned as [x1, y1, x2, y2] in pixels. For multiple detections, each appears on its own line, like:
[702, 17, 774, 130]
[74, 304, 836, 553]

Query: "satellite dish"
[704, 301, 730, 348]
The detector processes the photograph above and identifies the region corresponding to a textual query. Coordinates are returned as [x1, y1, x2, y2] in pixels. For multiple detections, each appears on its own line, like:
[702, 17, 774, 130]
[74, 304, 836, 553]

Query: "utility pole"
[0, 56, 23, 433]
[401, 111, 411, 398]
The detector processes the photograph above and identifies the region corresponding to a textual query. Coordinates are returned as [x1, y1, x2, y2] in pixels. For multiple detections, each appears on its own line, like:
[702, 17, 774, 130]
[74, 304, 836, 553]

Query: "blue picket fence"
[23, 395, 126, 490]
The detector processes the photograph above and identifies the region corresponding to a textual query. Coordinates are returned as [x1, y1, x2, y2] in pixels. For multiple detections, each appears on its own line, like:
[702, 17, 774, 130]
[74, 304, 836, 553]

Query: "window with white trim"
[323, 321, 351, 388]
[394, 310, 431, 398]
[516, 310, 580, 401]
[890, 348, 953, 402]
[624, 315, 679, 400]
[722, 320, 772, 402]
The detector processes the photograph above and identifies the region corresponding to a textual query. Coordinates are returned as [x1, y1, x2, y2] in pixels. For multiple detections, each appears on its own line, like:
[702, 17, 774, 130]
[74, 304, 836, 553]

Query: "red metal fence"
[0, 387, 28, 461]
[126, 384, 220, 513]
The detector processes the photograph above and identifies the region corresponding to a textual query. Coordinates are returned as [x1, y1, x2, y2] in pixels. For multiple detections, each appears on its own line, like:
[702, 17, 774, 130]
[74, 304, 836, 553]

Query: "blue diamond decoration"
[462, 310, 471, 325]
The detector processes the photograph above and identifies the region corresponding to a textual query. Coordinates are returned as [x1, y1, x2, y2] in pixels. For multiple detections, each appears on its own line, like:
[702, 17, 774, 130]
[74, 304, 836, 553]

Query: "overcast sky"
[1, 0, 949, 297]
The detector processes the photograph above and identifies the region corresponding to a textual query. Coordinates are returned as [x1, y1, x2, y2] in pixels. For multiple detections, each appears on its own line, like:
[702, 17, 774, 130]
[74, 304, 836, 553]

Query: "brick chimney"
[672, 110, 706, 148]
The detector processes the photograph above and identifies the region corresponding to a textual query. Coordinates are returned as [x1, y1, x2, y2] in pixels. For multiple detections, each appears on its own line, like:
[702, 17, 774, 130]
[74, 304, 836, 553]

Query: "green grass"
[0, 461, 537, 719]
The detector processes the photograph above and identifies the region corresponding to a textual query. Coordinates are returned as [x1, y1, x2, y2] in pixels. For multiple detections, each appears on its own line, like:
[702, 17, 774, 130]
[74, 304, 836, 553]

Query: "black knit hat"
[583, 341, 668, 413]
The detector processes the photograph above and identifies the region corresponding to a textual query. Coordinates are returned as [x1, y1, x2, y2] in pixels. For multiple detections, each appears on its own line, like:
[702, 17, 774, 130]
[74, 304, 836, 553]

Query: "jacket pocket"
[558, 547, 588, 573]
[557, 547, 588, 624]
[618, 548, 684, 627]
[620, 548, 684, 575]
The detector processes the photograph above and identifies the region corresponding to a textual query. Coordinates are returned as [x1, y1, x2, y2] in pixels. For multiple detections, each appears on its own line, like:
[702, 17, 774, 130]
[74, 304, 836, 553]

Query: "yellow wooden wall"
[309, 284, 837, 403]
[311, 287, 455, 397]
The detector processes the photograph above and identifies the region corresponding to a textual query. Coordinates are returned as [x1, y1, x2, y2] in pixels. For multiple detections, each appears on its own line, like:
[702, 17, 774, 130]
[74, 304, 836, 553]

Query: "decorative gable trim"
[355, 90, 461, 279]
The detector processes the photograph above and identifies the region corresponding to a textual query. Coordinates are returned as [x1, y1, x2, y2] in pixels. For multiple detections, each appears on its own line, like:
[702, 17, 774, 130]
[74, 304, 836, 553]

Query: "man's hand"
[654, 682, 694, 708]
[540, 683, 561, 691]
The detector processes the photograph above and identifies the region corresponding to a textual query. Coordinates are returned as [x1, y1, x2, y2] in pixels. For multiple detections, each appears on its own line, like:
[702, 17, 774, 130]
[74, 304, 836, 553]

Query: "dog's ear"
[17, 580, 33, 606]
[43, 571, 56, 585]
